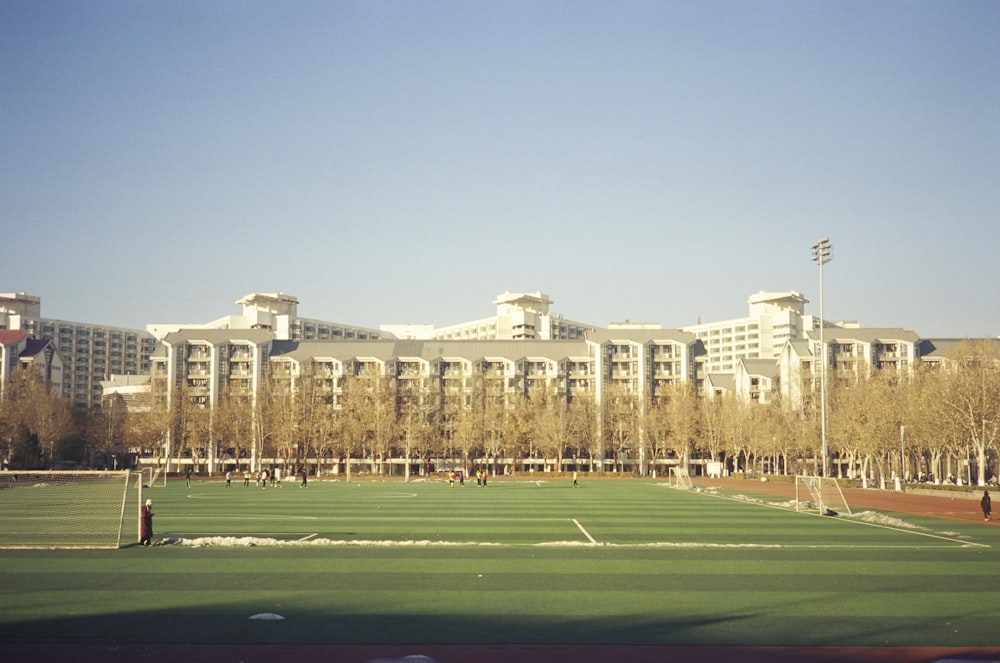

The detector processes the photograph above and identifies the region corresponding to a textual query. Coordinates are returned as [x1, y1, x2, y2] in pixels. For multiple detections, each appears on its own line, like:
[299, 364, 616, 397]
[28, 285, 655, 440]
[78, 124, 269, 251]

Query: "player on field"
[139, 499, 155, 546]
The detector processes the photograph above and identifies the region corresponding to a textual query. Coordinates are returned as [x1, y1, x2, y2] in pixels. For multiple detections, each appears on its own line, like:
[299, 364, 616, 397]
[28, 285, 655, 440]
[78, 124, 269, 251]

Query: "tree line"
[2, 339, 997, 486]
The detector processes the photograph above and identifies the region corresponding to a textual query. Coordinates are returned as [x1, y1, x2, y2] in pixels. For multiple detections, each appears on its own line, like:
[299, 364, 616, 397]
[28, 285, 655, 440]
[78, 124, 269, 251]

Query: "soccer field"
[1, 476, 998, 649]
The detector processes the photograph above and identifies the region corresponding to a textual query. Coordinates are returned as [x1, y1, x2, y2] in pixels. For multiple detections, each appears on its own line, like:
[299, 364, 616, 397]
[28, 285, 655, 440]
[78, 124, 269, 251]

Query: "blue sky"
[2, 1, 998, 337]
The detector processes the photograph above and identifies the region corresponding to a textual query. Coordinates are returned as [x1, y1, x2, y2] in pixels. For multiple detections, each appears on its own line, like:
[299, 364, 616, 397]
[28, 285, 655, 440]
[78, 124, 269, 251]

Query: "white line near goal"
[573, 518, 597, 544]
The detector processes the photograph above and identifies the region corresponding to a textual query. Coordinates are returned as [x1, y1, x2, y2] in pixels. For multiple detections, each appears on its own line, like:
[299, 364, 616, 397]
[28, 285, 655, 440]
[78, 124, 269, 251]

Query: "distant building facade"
[148, 292, 385, 342]
[1, 288, 993, 420]
[1, 293, 156, 409]
[151, 329, 704, 413]
[383, 291, 593, 341]
[145, 327, 704, 472]
[683, 290, 819, 374]
[776, 327, 922, 410]
[0, 330, 65, 400]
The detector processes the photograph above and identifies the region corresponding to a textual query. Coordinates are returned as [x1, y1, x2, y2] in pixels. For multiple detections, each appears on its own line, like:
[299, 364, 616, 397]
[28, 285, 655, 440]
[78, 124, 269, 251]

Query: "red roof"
[0, 330, 27, 345]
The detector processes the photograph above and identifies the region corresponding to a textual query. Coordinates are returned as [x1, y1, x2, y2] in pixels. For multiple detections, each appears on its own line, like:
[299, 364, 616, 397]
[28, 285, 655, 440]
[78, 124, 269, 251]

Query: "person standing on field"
[139, 498, 155, 546]
[982, 490, 992, 521]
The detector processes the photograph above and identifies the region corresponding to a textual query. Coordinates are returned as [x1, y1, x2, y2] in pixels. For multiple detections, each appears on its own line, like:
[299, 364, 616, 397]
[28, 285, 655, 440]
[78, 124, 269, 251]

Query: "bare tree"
[367, 372, 397, 475]
[261, 375, 299, 466]
[335, 374, 367, 481]
[334, 370, 396, 476]
[213, 382, 256, 471]
[602, 382, 640, 473]
[473, 368, 509, 476]
[122, 391, 169, 465]
[398, 383, 436, 481]
[932, 340, 1000, 485]
[828, 370, 901, 485]
[663, 383, 701, 471]
[525, 384, 570, 473]
[1, 370, 77, 468]
[85, 396, 127, 468]
[566, 392, 599, 471]
[697, 395, 727, 471]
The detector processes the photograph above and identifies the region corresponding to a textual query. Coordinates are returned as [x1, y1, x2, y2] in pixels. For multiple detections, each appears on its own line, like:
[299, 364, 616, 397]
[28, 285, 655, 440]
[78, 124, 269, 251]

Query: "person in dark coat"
[982, 490, 992, 522]
[140, 498, 155, 546]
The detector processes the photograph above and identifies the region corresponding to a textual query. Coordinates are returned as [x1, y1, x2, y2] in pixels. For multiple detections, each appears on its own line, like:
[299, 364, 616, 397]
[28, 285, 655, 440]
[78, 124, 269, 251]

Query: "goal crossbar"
[669, 466, 693, 490]
[795, 475, 852, 516]
[142, 466, 166, 488]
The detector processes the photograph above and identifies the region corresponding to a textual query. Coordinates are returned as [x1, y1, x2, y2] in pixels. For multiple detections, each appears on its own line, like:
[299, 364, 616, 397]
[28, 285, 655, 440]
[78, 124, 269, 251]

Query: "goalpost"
[143, 466, 166, 488]
[668, 466, 693, 490]
[0, 470, 139, 549]
[795, 475, 852, 516]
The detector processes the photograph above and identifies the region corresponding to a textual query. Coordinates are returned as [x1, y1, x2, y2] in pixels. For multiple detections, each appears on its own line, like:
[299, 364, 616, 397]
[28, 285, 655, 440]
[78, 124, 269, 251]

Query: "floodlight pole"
[811, 238, 832, 477]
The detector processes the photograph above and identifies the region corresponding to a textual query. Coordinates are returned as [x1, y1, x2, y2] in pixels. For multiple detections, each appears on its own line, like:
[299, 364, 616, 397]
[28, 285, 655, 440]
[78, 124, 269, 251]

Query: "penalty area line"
[573, 519, 597, 545]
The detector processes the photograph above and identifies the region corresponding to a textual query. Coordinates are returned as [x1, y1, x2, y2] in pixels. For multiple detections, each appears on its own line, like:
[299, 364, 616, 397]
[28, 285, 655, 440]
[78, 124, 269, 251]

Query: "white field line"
[664, 484, 990, 549]
[573, 518, 597, 544]
[832, 516, 989, 548]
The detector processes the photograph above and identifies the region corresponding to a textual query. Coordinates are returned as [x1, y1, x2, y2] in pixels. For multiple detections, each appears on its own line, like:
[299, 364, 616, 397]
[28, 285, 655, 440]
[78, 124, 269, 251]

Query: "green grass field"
[1, 476, 999, 648]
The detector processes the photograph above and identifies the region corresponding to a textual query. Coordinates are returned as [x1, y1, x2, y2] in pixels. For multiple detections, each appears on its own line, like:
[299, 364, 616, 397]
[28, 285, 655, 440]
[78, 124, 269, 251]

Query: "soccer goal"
[142, 466, 166, 488]
[669, 466, 694, 490]
[0, 470, 139, 549]
[795, 475, 852, 516]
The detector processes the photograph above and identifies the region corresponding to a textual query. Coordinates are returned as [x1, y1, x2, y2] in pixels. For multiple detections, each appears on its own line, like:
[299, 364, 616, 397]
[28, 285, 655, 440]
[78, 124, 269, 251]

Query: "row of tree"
[2, 340, 998, 485]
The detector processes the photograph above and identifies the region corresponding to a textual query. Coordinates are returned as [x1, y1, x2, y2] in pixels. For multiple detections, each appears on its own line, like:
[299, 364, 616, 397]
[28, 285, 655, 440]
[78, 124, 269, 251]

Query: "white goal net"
[669, 466, 693, 490]
[142, 466, 166, 488]
[0, 470, 138, 549]
[795, 475, 852, 516]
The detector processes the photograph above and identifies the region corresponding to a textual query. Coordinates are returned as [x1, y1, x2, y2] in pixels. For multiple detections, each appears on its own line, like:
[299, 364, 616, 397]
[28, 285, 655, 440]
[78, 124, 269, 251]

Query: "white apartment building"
[733, 358, 780, 405]
[151, 328, 274, 409]
[7, 288, 582, 411]
[777, 327, 922, 410]
[100, 374, 151, 411]
[149, 327, 704, 473]
[825, 328, 921, 376]
[1, 292, 157, 409]
[3, 287, 976, 421]
[153, 330, 701, 412]
[383, 291, 594, 341]
[683, 291, 818, 374]
[585, 328, 703, 407]
[147, 292, 384, 342]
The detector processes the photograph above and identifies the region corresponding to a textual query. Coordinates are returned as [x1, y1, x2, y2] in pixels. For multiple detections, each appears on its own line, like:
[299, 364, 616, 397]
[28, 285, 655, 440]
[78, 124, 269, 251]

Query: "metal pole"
[811, 238, 832, 477]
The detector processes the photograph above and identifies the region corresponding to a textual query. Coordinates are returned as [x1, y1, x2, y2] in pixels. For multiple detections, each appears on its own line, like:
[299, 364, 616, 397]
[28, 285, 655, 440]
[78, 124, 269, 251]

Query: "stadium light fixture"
[811, 237, 832, 477]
